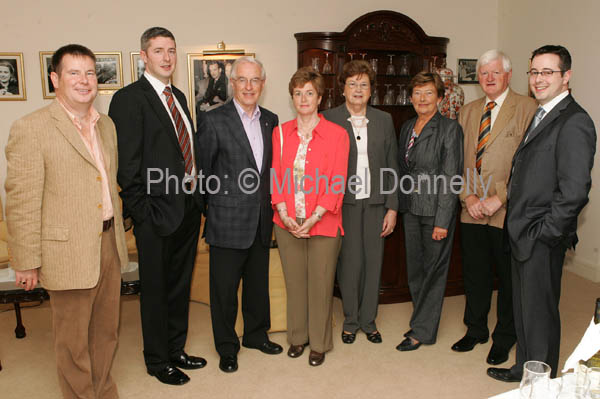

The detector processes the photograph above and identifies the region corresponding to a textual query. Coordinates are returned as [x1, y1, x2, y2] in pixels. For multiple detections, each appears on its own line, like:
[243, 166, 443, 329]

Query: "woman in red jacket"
[271, 67, 349, 366]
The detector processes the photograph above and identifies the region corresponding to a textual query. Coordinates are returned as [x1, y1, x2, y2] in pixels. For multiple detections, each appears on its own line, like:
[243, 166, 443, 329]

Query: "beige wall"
[499, 0, 600, 281]
[1, 0, 497, 196]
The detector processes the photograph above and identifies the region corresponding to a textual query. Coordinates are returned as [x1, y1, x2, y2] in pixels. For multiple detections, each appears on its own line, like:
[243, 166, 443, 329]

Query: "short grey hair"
[230, 57, 266, 80]
[476, 49, 512, 74]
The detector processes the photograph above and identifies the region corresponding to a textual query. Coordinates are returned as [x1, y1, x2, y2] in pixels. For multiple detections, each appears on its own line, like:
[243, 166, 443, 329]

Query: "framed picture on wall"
[457, 58, 478, 84]
[0, 52, 26, 100]
[39, 51, 55, 99]
[130, 52, 145, 82]
[94, 52, 123, 93]
[187, 51, 254, 125]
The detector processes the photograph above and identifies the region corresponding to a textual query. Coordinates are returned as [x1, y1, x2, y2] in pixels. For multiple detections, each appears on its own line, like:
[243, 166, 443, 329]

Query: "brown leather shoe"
[308, 350, 325, 366]
[287, 344, 307, 358]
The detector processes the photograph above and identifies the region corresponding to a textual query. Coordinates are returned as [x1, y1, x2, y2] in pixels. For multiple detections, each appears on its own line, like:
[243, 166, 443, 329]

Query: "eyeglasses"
[346, 82, 370, 90]
[526, 69, 564, 77]
[232, 77, 263, 86]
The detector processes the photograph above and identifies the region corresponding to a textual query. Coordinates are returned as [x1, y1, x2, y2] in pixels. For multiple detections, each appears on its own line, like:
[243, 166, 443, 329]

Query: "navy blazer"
[506, 94, 596, 262]
[197, 101, 278, 249]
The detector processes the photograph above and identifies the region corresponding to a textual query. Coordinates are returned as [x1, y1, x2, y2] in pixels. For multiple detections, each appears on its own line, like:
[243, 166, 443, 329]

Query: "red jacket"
[271, 116, 349, 237]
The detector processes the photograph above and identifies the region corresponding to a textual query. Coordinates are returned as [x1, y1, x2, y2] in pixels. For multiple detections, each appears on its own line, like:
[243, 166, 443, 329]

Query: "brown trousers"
[48, 225, 121, 399]
[274, 225, 341, 353]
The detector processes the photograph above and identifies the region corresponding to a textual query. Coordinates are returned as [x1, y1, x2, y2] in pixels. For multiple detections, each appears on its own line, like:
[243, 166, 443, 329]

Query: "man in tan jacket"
[5, 44, 128, 398]
[451, 50, 537, 366]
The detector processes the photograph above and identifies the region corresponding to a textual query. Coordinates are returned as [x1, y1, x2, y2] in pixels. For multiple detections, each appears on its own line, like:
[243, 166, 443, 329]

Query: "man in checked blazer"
[452, 50, 537, 366]
[5, 44, 128, 398]
[109, 27, 206, 386]
[488, 45, 596, 382]
[197, 56, 282, 373]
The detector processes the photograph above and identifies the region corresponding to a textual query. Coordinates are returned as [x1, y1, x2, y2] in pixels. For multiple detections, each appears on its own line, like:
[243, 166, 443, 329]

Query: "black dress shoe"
[486, 345, 509, 365]
[341, 331, 356, 344]
[487, 367, 520, 383]
[396, 337, 422, 352]
[219, 355, 238, 373]
[242, 340, 283, 355]
[451, 335, 488, 352]
[366, 331, 382, 343]
[287, 343, 308, 358]
[171, 352, 207, 370]
[148, 365, 190, 385]
[308, 350, 325, 366]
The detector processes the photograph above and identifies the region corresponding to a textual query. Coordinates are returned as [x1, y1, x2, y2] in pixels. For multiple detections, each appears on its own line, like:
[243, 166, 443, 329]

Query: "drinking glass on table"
[587, 367, 600, 399]
[520, 361, 551, 399]
[557, 372, 590, 399]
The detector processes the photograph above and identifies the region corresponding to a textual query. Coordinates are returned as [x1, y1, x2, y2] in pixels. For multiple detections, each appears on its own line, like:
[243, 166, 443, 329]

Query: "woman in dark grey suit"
[322, 60, 399, 344]
[396, 72, 463, 351]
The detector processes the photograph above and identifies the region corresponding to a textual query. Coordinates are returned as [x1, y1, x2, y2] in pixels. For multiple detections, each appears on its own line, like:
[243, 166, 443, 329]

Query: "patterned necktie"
[405, 130, 417, 163]
[524, 107, 546, 142]
[163, 86, 193, 174]
[476, 101, 496, 174]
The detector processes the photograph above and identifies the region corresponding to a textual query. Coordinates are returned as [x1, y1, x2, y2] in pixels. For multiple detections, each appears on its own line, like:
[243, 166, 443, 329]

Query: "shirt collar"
[144, 71, 171, 97]
[486, 87, 509, 109]
[540, 90, 569, 115]
[233, 98, 261, 121]
[57, 98, 100, 131]
[288, 116, 327, 139]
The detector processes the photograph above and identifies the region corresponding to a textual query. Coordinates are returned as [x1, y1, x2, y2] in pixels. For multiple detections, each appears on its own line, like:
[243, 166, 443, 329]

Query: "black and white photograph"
[187, 53, 253, 124]
[39, 51, 55, 99]
[130, 52, 144, 82]
[457, 58, 478, 84]
[94, 52, 123, 92]
[0, 53, 26, 100]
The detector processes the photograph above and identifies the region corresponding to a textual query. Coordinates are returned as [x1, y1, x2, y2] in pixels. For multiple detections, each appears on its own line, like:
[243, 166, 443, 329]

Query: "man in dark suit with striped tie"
[488, 45, 596, 382]
[109, 27, 206, 386]
[197, 56, 282, 373]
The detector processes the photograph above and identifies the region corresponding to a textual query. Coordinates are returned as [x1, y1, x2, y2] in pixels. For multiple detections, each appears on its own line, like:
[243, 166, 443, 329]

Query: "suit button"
[98, 204, 102, 209]
[97, 176, 102, 182]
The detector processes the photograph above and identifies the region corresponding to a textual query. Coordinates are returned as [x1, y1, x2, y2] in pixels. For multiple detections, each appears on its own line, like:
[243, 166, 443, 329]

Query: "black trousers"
[133, 194, 201, 373]
[510, 240, 565, 379]
[460, 223, 516, 350]
[209, 229, 271, 357]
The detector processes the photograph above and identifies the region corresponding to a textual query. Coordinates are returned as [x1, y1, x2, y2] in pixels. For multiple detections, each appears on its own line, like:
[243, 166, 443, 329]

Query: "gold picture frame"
[39, 51, 55, 99]
[187, 46, 254, 125]
[130, 52, 144, 82]
[94, 52, 123, 94]
[0, 52, 26, 101]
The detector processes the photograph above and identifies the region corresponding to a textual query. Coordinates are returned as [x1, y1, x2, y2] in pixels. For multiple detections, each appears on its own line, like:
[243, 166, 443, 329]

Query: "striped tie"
[163, 86, 193, 174]
[476, 101, 496, 174]
[405, 130, 417, 163]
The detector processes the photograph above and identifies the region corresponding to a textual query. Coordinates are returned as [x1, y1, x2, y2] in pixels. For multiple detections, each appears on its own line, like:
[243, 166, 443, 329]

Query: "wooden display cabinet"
[295, 10, 466, 303]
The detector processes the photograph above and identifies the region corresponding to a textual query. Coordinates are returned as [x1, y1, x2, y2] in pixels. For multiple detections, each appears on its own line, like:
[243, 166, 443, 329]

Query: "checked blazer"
[197, 101, 278, 249]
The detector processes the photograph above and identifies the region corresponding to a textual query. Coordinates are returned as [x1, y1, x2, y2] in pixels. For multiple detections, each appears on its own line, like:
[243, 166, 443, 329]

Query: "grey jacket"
[397, 112, 463, 229]
[322, 105, 399, 210]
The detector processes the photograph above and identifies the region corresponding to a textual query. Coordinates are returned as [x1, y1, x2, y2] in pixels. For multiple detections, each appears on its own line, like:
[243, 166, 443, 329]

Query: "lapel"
[96, 117, 111, 173]
[139, 75, 183, 154]
[514, 94, 573, 156]
[223, 101, 259, 170]
[365, 106, 379, 162]
[407, 112, 440, 165]
[486, 90, 516, 148]
[258, 108, 272, 175]
[333, 105, 357, 160]
[49, 100, 97, 170]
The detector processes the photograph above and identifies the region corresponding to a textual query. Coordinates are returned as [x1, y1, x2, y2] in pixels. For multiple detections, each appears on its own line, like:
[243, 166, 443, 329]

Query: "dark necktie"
[524, 107, 546, 142]
[163, 86, 193, 174]
[476, 101, 496, 175]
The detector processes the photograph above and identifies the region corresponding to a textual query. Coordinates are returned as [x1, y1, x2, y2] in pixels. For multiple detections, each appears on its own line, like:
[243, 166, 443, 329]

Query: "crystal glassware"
[383, 84, 394, 105]
[324, 88, 334, 109]
[348, 52, 355, 61]
[587, 367, 600, 399]
[399, 54, 410, 76]
[386, 54, 395, 75]
[322, 53, 332, 74]
[370, 58, 378, 75]
[311, 57, 320, 72]
[519, 361, 551, 399]
[360, 52, 367, 60]
[371, 84, 380, 105]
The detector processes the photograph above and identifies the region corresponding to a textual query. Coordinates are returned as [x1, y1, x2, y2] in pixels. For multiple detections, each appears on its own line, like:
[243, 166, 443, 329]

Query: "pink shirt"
[58, 100, 113, 221]
[271, 116, 349, 237]
[233, 99, 264, 172]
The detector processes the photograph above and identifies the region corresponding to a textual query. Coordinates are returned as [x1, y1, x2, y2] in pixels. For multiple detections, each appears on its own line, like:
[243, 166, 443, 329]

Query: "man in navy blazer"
[197, 57, 282, 373]
[488, 45, 596, 382]
[109, 27, 206, 386]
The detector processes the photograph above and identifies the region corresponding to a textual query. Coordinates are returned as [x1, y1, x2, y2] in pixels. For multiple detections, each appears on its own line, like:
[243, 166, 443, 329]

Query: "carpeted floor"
[0, 270, 597, 399]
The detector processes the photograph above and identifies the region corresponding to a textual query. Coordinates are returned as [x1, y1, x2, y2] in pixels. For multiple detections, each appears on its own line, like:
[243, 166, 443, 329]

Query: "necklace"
[348, 116, 368, 141]
[297, 117, 319, 141]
